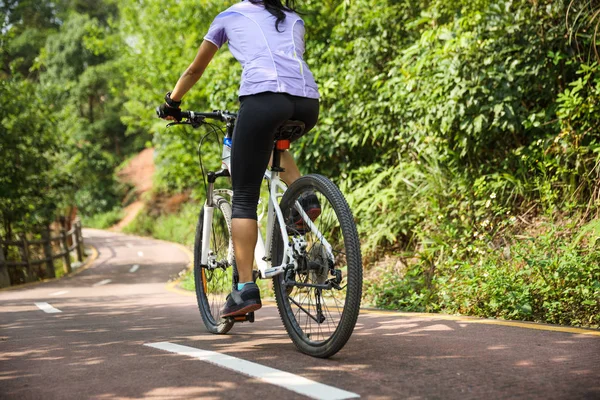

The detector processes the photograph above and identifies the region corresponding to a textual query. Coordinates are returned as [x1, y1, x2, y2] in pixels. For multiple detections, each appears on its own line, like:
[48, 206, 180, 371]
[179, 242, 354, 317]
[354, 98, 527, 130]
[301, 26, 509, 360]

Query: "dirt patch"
[111, 148, 155, 231]
[117, 148, 155, 196]
[147, 192, 191, 216]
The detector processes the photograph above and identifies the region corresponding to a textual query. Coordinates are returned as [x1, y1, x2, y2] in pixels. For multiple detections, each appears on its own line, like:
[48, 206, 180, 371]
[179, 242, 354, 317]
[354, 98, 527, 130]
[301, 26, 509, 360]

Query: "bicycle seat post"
[271, 140, 289, 173]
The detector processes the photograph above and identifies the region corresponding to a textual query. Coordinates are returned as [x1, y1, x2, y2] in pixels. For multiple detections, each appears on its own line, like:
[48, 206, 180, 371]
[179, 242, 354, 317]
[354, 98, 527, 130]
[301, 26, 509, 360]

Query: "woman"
[158, 0, 320, 317]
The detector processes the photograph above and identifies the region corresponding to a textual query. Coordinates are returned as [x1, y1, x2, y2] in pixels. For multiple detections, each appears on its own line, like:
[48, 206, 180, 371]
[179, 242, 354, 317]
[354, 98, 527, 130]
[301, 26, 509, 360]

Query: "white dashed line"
[93, 279, 112, 287]
[50, 290, 69, 296]
[126, 243, 134, 248]
[144, 342, 360, 400]
[35, 302, 62, 313]
[129, 265, 139, 273]
[137, 251, 144, 257]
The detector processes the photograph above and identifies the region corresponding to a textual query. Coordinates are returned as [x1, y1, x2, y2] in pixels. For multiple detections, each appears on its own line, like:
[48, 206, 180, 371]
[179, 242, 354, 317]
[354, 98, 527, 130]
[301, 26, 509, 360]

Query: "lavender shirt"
[204, 1, 319, 99]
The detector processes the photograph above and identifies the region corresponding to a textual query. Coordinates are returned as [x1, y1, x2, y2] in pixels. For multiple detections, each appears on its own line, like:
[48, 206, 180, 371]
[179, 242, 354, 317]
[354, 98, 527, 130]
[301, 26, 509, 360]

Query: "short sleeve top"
[204, 1, 319, 99]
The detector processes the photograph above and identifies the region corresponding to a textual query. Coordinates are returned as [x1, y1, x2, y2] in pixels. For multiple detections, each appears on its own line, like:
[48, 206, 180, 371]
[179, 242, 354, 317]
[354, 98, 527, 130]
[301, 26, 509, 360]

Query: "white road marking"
[93, 279, 112, 287]
[50, 290, 69, 296]
[137, 251, 144, 257]
[126, 243, 134, 248]
[144, 342, 360, 400]
[129, 265, 139, 273]
[35, 302, 62, 313]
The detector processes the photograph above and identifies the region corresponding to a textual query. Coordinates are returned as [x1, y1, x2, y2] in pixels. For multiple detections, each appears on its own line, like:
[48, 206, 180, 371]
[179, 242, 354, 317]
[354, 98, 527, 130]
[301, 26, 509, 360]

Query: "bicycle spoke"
[194, 196, 235, 334]
[272, 175, 362, 357]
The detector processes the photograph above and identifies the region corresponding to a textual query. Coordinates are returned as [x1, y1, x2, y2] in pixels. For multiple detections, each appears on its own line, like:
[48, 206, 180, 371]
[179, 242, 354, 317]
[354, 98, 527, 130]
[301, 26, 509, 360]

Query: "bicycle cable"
[197, 122, 226, 198]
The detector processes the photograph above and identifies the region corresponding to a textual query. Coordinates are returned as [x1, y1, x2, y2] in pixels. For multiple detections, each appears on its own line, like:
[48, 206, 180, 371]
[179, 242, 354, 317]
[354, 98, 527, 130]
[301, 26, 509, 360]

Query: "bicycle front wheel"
[272, 174, 362, 358]
[194, 195, 236, 334]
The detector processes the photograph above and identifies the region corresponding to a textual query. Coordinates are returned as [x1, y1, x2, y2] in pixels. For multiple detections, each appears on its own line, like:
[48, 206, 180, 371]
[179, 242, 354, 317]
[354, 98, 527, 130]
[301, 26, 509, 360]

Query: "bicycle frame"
[200, 145, 335, 280]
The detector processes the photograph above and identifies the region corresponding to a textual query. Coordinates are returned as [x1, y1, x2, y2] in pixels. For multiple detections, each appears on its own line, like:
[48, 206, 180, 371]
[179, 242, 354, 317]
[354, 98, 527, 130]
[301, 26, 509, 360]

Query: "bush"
[83, 208, 124, 229]
[366, 218, 600, 328]
[123, 202, 199, 247]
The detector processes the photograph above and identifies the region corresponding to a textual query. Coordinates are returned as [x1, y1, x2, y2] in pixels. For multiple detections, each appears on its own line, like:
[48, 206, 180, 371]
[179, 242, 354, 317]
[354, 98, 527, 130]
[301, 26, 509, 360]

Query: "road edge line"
[0, 244, 99, 292]
[360, 308, 600, 337]
[67, 245, 99, 278]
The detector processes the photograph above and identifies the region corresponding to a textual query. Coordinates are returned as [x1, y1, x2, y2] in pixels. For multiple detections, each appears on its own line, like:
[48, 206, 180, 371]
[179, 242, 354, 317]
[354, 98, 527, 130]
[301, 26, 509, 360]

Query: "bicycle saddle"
[274, 120, 305, 142]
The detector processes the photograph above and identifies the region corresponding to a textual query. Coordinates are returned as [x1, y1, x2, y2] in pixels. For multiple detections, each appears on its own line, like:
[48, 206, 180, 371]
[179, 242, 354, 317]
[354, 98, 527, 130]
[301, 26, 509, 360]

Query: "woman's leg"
[230, 219, 257, 283]
[277, 151, 301, 185]
[224, 93, 319, 316]
[277, 96, 319, 185]
[230, 93, 293, 288]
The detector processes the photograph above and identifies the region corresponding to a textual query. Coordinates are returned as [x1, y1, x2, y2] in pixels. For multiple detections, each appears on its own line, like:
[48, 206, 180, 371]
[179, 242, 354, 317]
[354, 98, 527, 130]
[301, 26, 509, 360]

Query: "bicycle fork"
[200, 169, 231, 267]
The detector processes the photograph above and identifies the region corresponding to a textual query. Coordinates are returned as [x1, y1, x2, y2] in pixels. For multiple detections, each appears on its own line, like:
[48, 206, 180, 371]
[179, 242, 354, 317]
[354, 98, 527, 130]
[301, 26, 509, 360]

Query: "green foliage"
[366, 219, 600, 328]
[116, 0, 238, 194]
[82, 208, 124, 229]
[37, 8, 148, 215]
[123, 202, 199, 247]
[0, 78, 67, 229]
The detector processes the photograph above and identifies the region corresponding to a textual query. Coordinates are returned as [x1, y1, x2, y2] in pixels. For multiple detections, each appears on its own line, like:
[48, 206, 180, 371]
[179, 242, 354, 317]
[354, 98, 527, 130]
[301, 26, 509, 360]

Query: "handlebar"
[156, 107, 237, 125]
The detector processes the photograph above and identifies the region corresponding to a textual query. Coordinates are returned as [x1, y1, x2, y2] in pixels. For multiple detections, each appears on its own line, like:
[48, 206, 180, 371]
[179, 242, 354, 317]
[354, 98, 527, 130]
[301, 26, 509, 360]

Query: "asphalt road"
[1, 229, 599, 399]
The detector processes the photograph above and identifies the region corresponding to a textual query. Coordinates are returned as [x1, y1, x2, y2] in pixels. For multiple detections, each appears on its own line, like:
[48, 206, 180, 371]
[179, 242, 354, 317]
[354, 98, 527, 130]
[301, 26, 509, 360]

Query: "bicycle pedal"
[231, 312, 255, 323]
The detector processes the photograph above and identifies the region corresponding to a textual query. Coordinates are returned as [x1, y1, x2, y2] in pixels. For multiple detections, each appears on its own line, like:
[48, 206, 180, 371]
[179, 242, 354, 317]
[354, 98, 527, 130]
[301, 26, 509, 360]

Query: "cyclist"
[158, 0, 320, 317]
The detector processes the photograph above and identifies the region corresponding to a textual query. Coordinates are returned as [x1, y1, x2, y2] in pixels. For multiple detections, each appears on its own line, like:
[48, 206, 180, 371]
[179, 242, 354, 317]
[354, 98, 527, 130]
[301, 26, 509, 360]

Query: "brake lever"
[166, 121, 191, 127]
[166, 119, 204, 129]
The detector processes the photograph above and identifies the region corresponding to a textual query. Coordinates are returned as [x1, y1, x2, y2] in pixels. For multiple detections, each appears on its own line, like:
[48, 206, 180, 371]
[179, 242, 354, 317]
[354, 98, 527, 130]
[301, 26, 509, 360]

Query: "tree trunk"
[0, 234, 11, 288]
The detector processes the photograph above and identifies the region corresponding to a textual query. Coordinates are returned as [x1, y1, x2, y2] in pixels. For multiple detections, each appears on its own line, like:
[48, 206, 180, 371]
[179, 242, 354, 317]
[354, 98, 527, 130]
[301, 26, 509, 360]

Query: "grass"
[82, 208, 124, 229]
[123, 202, 198, 247]
[364, 215, 600, 328]
[179, 269, 195, 291]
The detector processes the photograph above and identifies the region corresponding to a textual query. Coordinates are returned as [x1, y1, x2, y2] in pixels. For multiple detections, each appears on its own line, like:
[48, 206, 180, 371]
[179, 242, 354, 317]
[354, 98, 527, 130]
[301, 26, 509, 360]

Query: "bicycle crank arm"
[261, 266, 285, 278]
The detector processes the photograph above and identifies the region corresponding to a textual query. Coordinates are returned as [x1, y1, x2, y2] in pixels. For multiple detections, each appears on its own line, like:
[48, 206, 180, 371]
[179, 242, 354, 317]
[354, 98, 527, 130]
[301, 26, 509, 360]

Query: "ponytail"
[248, 0, 299, 32]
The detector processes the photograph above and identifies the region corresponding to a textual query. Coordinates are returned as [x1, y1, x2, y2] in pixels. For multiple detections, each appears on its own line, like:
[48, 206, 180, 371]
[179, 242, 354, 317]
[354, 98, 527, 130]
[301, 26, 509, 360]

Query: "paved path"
[1, 229, 598, 399]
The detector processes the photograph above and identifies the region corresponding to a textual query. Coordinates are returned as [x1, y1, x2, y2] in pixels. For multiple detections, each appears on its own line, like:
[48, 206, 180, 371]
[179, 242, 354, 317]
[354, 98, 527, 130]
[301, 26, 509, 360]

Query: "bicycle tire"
[272, 174, 362, 358]
[194, 195, 236, 334]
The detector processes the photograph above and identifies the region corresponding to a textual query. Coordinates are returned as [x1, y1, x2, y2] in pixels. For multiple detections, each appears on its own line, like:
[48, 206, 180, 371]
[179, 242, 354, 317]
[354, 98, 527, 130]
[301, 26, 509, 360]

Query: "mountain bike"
[157, 108, 362, 358]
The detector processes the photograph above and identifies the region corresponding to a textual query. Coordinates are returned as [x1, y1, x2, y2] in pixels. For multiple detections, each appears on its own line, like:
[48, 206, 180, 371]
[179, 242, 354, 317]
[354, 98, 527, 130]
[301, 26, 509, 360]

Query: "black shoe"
[221, 282, 262, 317]
[288, 192, 321, 234]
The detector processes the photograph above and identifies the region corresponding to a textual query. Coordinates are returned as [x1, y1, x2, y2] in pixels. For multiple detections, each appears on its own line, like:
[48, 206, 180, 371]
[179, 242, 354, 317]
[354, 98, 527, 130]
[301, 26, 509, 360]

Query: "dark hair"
[248, 0, 298, 32]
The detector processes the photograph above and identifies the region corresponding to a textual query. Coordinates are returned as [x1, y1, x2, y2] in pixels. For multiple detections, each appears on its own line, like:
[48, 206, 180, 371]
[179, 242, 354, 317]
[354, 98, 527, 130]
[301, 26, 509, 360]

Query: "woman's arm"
[169, 40, 219, 101]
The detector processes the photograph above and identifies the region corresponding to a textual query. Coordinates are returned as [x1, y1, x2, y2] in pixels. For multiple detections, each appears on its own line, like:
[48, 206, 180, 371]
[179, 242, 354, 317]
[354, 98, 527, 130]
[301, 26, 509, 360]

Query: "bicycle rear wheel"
[272, 174, 362, 358]
[194, 195, 236, 334]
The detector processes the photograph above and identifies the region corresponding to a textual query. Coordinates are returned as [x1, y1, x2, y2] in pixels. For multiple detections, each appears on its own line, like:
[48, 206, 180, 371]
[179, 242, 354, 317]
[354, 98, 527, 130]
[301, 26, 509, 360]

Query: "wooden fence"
[0, 221, 85, 288]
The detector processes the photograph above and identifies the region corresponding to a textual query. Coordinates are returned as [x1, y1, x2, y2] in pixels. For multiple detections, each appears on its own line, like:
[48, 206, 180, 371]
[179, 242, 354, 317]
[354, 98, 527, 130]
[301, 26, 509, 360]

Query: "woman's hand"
[158, 102, 182, 121]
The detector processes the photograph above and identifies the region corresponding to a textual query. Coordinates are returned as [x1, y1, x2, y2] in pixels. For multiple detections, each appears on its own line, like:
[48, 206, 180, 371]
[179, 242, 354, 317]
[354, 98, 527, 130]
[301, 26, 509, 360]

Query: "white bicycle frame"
[200, 143, 334, 280]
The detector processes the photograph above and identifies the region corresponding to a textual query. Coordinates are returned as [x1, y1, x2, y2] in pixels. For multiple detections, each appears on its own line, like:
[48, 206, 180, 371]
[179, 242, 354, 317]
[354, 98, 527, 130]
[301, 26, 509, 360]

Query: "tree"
[0, 78, 66, 232]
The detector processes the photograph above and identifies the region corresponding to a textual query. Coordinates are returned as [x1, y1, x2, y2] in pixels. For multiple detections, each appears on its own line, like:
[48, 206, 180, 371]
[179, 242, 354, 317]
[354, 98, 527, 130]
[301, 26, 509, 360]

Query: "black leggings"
[231, 92, 319, 220]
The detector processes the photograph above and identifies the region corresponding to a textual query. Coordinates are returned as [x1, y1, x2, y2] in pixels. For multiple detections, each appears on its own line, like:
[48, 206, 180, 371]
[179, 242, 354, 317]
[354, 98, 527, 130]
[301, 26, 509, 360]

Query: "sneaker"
[288, 191, 321, 234]
[221, 282, 262, 317]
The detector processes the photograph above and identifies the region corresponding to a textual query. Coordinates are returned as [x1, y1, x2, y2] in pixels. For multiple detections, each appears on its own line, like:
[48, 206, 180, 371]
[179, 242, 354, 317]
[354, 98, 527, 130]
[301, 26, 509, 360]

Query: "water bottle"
[221, 137, 232, 170]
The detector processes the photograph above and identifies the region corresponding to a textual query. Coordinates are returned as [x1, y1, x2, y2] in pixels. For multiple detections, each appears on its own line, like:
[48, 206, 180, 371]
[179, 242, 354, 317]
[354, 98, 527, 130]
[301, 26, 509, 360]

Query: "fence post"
[60, 229, 72, 274]
[21, 236, 34, 282]
[75, 222, 84, 262]
[42, 227, 56, 279]
[0, 237, 10, 288]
